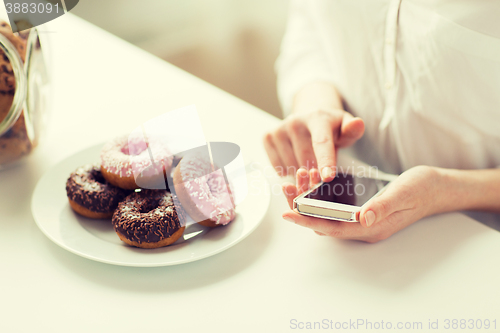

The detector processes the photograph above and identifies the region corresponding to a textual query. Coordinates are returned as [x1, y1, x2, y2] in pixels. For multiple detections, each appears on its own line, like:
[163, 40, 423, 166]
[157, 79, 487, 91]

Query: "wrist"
[292, 82, 343, 116]
[441, 167, 500, 213]
[434, 167, 482, 213]
[417, 166, 451, 217]
[414, 166, 500, 216]
[409, 166, 465, 217]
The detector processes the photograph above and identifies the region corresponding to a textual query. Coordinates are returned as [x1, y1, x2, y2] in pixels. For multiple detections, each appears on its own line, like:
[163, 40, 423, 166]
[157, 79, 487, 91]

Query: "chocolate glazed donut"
[112, 190, 186, 249]
[66, 164, 130, 219]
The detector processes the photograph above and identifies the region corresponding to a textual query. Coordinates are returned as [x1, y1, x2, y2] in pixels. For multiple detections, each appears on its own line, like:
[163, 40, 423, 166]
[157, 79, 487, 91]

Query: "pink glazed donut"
[100, 135, 173, 190]
[173, 153, 236, 228]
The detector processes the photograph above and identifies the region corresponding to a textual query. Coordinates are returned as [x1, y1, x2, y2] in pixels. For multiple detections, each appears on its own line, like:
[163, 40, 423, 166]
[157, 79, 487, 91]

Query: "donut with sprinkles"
[112, 190, 186, 248]
[173, 153, 236, 228]
[100, 135, 173, 190]
[66, 163, 130, 219]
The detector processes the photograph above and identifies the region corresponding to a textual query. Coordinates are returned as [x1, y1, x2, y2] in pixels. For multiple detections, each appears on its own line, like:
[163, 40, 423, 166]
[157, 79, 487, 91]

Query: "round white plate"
[31, 144, 270, 267]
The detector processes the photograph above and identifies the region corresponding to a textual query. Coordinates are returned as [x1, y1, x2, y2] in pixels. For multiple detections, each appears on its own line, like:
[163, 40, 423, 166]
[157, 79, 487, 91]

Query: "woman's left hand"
[282, 165, 445, 243]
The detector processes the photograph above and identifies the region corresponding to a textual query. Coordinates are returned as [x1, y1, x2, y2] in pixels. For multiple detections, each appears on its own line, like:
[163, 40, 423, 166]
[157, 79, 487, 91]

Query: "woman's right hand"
[263, 108, 365, 181]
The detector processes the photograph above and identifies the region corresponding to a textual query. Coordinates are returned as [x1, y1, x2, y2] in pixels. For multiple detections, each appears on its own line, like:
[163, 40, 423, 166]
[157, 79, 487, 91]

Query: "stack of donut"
[65, 135, 236, 249]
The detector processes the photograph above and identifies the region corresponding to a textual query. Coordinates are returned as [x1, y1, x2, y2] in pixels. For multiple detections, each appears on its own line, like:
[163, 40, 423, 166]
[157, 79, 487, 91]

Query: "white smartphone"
[293, 173, 391, 222]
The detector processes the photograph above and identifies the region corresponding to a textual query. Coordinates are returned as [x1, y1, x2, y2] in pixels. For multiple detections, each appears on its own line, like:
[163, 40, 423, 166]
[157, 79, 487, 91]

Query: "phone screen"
[304, 174, 390, 206]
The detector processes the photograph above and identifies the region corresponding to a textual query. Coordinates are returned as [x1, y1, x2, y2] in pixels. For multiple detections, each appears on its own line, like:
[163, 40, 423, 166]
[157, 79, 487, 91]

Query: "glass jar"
[0, 23, 49, 169]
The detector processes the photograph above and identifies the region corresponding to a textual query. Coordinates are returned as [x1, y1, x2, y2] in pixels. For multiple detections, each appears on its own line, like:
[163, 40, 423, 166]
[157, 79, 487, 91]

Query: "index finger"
[308, 118, 336, 182]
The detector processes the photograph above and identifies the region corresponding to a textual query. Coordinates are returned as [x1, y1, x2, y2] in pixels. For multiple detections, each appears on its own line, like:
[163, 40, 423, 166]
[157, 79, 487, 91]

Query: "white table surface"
[1, 15, 500, 333]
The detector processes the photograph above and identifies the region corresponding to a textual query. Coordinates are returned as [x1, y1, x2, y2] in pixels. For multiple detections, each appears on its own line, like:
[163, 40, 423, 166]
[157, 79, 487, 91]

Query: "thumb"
[359, 186, 401, 228]
[336, 114, 365, 147]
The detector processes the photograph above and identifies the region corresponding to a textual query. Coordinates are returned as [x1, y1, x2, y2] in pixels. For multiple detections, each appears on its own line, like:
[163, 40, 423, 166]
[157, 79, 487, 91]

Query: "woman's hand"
[282, 166, 445, 243]
[263, 108, 364, 181]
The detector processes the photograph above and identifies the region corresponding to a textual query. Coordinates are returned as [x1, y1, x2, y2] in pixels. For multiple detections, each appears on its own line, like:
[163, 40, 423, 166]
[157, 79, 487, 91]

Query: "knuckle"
[286, 116, 304, 134]
[306, 110, 331, 127]
[384, 214, 402, 227]
[311, 134, 333, 145]
[299, 147, 313, 159]
[373, 199, 390, 217]
[282, 185, 293, 196]
[314, 109, 333, 118]
[316, 156, 334, 166]
[275, 128, 289, 141]
[263, 132, 273, 144]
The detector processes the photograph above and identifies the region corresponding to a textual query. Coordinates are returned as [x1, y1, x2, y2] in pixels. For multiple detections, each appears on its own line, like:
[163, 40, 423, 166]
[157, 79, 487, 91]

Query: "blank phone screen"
[304, 174, 390, 206]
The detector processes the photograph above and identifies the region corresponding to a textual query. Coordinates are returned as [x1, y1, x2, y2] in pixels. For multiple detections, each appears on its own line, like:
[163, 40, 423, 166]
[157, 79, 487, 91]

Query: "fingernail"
[283, 215, 295, 223]
[321, 166, 333, 180]
[365, 210, 376, 227]
[298, 167, 308, 177]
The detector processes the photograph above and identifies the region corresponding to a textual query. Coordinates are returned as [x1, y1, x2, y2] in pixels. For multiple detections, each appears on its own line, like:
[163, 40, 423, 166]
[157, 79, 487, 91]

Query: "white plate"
[31, 144, 270, 267]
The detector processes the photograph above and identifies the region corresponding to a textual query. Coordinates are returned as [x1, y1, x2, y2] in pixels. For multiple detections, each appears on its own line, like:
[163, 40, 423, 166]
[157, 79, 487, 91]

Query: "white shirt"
[276, 0, 500, 175]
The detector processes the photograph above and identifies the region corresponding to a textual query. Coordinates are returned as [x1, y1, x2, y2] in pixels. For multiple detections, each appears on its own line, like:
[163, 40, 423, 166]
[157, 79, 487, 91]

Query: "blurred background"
[72, 0, 289, 118]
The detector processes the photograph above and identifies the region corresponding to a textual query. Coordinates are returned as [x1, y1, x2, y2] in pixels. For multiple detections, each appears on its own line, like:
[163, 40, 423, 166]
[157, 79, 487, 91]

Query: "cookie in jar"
[0, 21, 49, 168]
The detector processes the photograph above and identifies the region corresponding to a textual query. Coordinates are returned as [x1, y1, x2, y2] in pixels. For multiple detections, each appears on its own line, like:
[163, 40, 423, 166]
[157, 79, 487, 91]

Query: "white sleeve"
[275, 0, 336, 118]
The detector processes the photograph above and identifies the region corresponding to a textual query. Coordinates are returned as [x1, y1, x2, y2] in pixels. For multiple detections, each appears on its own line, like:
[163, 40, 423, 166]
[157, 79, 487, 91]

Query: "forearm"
[292, 82, 344, 116]
[437, 167, 500, 214]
